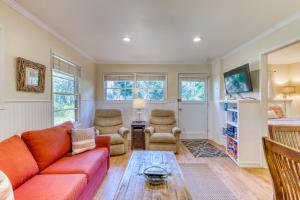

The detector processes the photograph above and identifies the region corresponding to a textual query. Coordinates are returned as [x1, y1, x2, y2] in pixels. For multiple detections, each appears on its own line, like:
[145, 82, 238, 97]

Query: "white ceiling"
[268, 42, 300, 64]
[15, 0, 300, 64]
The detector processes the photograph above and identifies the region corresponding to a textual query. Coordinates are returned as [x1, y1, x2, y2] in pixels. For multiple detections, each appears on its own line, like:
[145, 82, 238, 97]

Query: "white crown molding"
[3, 0, 96, 63]
[222, 11, 300, 59]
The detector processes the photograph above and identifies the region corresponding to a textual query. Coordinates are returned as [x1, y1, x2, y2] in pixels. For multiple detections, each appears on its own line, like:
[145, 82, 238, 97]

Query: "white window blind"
[52, 54, 81, 77]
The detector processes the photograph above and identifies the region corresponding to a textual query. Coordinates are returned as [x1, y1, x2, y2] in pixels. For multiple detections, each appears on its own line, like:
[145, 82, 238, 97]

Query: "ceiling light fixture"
[193, 36, 202, 43]
[123, 36, 131, 42]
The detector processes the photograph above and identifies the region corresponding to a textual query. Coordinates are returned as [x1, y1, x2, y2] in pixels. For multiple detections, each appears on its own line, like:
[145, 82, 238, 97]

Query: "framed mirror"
[16, 57, 45, 93]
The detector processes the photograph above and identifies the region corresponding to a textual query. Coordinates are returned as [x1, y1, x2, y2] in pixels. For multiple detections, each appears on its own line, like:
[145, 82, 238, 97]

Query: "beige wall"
[269, 62, 300, 117]
[0, 2, 97, 101]
[96, 64, 211, 100]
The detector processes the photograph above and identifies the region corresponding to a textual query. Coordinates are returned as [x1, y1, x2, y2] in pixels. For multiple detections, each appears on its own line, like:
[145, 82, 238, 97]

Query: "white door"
[178, 73, 208, 139]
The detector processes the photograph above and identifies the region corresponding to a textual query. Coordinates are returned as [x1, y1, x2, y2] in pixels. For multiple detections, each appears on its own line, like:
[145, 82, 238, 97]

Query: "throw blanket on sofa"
[0, 171, 14, 200]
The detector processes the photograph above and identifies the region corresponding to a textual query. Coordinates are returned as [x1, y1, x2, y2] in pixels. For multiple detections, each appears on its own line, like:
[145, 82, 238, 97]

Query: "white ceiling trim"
[3, 0, 96, 62]
[222, 10, 300, 59]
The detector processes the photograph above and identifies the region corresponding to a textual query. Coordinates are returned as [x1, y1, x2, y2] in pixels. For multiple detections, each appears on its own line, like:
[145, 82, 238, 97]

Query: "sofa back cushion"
[21, 122, 73, 171]
[0, 135, 39, 189]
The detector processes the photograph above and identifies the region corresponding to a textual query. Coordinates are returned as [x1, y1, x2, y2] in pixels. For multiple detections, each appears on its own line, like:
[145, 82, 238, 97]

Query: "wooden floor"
[94, 141, 273, 200]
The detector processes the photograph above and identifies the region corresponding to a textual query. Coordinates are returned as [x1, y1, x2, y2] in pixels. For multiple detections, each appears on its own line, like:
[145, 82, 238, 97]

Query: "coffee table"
[113, 151, 192, 200]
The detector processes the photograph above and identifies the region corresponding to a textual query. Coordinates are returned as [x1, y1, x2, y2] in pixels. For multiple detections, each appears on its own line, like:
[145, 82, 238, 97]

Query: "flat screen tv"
[224, 64, 253, 94]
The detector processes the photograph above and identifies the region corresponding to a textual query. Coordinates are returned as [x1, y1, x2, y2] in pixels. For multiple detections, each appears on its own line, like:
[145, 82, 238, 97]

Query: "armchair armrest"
[144, 127, 154, 150]
[118, 127, 130, 137]
[172, 127, 181, 135]
[144, 127, 155, 135]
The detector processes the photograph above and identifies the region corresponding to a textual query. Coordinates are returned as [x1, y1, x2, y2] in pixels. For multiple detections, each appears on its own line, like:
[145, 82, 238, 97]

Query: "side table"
[131, 121, 146, 149]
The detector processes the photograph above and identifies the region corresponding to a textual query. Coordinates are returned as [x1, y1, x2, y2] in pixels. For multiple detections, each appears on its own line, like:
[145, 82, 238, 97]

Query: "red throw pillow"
[0, 135, 39, 189]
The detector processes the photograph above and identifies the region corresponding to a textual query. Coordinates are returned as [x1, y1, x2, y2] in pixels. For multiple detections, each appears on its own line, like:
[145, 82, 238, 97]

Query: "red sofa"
[0, 122, 110, 200]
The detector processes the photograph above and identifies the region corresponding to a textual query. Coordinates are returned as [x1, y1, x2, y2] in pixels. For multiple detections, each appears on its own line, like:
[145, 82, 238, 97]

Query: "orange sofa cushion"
[41, 148, 108, 182]
[0, 135, 39, 189]
[14, 174, 87, 200]
[21, 122, 73, 171]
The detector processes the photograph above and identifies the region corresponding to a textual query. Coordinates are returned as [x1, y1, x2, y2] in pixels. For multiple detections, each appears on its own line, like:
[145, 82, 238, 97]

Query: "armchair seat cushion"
[102, 133, 124, 145]
[149, 133, 176, 144]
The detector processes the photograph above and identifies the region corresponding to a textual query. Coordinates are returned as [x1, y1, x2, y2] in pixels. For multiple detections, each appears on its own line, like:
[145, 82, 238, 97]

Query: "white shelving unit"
[221, 99, 262, 167]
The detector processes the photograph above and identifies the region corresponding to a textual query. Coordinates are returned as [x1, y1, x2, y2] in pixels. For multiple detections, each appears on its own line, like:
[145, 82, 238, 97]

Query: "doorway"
[178, 73, 208, 139]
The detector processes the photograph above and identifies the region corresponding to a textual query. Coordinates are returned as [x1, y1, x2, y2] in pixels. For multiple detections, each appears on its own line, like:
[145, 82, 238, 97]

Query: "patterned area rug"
[182, 139, 228, 157]
[180, 164, 237, 200]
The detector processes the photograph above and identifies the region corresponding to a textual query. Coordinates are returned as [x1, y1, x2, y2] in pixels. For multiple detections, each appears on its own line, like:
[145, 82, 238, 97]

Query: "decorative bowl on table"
[143, 165, 170, 185]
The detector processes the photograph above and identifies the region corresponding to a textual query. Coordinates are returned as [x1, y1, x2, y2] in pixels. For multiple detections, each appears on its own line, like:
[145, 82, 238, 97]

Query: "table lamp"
[133, 99, 146, 122]
[283, 86, 295, 99]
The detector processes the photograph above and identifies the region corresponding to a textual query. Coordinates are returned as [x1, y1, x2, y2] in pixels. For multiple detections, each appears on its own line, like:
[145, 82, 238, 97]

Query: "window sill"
[180, 101, 207, 104]
[72, 121, 81, 129]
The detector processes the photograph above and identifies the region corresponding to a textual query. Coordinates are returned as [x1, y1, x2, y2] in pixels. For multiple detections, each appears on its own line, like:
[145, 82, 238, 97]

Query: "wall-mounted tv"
[224, 64, 253, 94]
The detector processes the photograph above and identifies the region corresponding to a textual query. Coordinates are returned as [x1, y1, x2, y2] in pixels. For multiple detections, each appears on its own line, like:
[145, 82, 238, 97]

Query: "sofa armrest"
[172, 127, 181, 135]
[95, 135, 111, 151]
[118, 127, 130, 137]
[95, 135, 111, 168]
[144, 127, 155, 135]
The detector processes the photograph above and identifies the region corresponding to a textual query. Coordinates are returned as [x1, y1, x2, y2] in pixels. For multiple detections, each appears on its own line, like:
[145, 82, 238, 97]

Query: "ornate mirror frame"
[16, 57, 46, 93]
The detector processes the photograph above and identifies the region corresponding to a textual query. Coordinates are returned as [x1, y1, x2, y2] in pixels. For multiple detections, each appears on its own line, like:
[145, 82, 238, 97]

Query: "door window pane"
[181, 81, 206, 101]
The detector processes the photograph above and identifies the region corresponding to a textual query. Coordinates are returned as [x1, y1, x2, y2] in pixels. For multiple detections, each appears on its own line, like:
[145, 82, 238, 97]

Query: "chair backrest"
[94, 109, 123, 134]
[268, 125, 300, 150]
[263, 137, 300, 200]
[149, 109, 176, 133]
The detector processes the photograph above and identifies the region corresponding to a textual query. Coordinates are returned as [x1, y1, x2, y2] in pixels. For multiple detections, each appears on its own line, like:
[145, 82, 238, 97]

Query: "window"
[104, 74, 134, 100]
[52, 54, 80, 125]
[104, 73, 166, 101]
[179, 73, 207, 102]
[136, 74, 165, 101]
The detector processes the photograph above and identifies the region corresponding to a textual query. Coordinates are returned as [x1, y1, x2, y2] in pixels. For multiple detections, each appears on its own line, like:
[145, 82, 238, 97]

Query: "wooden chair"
[268, 125, 300, 150]
[262, 137, 300, 200]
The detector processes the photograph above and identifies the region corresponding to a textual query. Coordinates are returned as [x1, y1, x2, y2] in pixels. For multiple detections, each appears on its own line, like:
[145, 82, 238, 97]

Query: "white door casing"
[178, 73, 209, 139]
[0, 25, 4, 110]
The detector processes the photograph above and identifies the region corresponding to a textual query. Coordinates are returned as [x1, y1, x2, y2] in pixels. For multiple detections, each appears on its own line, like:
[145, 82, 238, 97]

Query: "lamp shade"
[133, 99, 146, 109]
[283, 86, 295, 94]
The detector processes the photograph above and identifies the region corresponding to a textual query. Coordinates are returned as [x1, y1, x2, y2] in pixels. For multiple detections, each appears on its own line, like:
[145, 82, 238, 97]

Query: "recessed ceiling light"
[123, 36, 131, 42]
[193, 36, 202, 43]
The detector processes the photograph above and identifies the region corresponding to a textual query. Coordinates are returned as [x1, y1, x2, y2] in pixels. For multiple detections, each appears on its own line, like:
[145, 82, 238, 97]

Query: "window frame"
[178, 73, 208, 104]
[103, 72, 167, 102]
[51, 54, 81, 126]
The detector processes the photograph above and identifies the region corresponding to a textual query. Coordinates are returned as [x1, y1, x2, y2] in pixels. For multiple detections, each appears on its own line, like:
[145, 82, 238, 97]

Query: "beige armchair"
[145, 109, 181, 153]
[94, 109, 129, 156]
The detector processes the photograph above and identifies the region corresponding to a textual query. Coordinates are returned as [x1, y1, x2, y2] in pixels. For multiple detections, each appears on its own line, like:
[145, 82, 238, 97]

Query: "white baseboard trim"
[181, 132, 208, 140]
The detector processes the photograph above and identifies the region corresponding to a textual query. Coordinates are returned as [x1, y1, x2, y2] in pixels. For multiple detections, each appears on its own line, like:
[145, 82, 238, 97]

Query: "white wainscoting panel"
[0, 100, 95, 141]
[0, 101, 52, 140]
[80, 100, 95, 128]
